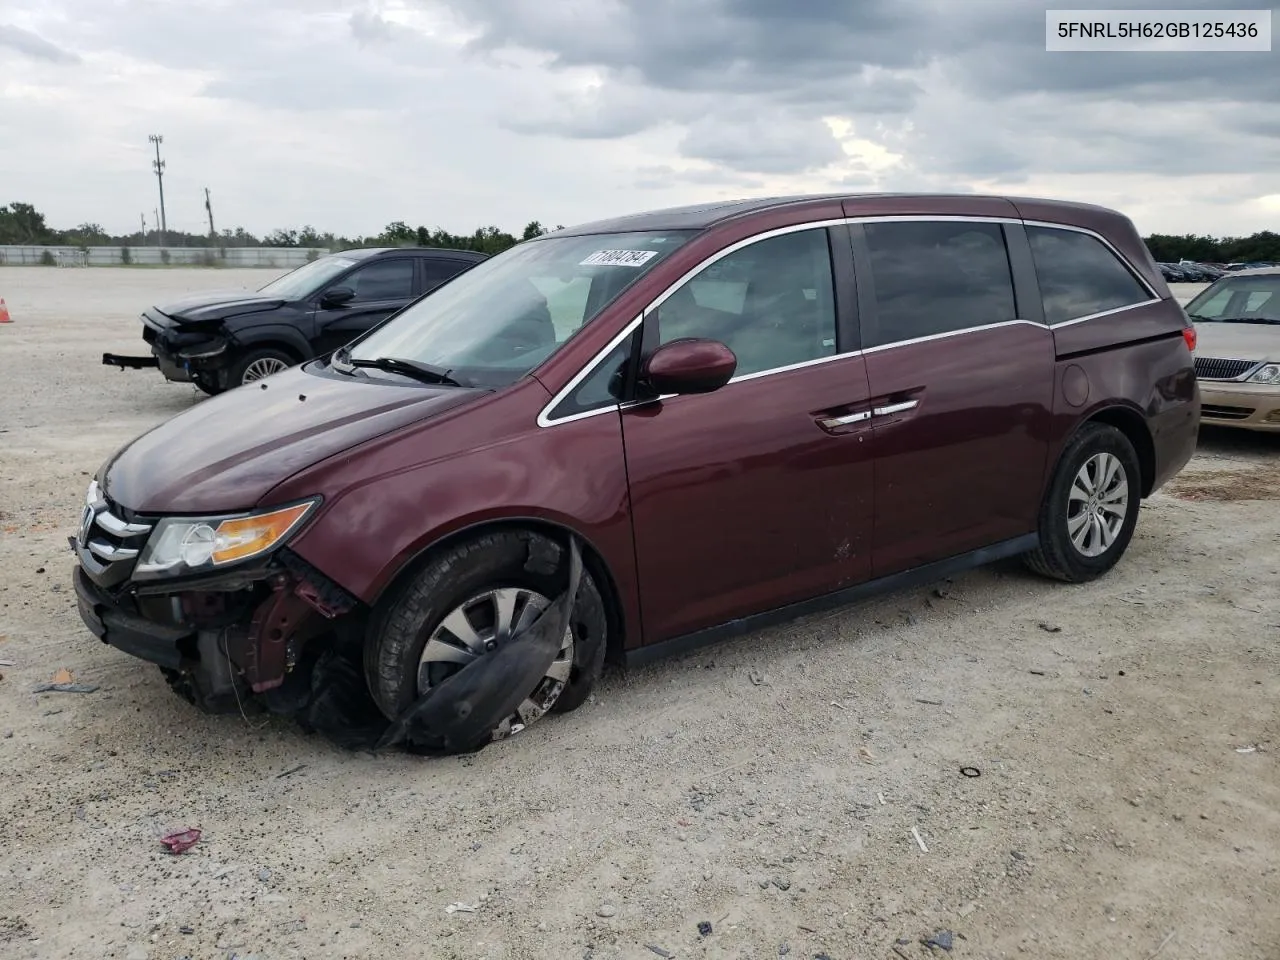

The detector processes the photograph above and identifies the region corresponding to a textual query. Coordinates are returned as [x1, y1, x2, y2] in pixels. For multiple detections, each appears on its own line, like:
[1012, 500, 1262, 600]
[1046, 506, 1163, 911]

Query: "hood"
[1193, 321, 1280, 364]
[153, 290, 287, 324]
[101, 365, 482, 514]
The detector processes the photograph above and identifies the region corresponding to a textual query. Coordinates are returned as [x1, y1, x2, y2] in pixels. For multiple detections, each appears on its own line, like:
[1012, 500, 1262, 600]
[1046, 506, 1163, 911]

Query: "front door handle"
[872, 399, 918, 417]
[818, 410, 872, 429]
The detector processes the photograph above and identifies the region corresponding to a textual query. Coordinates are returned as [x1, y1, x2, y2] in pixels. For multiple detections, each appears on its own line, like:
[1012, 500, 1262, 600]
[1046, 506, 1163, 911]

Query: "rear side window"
[862, 221, 1016, 347]
[420, 258, 469, 291]
[1027, 226, 1151, 325]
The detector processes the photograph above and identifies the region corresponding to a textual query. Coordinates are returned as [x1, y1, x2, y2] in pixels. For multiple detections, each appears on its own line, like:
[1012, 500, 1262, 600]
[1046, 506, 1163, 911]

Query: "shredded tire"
[363, 530, 608, 723]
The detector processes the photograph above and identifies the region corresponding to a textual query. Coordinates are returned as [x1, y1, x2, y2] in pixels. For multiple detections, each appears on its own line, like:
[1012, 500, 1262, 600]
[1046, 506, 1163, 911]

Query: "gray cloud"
[0, 23, 80, 63]
[437, 0, 1280, 184]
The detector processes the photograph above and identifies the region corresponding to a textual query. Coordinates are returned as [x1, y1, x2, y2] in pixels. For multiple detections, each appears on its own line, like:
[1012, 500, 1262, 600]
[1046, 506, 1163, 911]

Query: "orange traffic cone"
[0, 299, 10, 323]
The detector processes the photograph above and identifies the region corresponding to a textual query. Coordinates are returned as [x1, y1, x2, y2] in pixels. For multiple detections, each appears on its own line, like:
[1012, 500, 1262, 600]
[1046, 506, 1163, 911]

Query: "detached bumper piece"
[102, 353, 160, 370]
[74, 566, 188, 669]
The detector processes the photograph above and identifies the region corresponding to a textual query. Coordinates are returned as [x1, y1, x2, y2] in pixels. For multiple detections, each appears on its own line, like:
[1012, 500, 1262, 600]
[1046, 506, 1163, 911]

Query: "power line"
[148, 134, 167, 246]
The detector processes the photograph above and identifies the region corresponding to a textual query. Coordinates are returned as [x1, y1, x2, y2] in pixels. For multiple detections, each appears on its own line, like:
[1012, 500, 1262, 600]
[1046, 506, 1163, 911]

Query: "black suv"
[104, 247, 487, 393]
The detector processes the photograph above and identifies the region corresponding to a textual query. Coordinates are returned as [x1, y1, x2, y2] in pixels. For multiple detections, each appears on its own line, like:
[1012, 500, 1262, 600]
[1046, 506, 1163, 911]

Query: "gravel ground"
[0, 269, 1276, 960]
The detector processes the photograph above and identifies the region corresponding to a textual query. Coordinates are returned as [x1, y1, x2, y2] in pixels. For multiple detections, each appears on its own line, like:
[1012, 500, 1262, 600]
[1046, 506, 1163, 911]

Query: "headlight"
[133, 499, 318, 580]
[1247, 363, 1280, 384]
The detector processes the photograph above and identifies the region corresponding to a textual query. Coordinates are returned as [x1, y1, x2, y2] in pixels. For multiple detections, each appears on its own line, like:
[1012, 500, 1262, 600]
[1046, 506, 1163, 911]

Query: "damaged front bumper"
[102, 310, 231, 386]
[73, 535, 359, 713]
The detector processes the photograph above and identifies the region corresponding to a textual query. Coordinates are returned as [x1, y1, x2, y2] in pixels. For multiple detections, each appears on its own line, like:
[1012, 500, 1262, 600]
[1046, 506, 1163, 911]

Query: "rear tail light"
[1182, 325, 1197, 352]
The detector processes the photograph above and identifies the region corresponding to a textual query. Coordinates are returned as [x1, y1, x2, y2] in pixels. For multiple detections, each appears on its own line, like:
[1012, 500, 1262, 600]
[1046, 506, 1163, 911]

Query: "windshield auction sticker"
[580, 250, 659, 267]
[1046, 9, 1271, 51]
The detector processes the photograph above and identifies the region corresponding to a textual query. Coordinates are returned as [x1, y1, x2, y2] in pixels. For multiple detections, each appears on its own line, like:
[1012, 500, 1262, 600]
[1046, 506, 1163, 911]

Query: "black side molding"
[625, 533, 1040, 668]
[103, 353, 159, 370]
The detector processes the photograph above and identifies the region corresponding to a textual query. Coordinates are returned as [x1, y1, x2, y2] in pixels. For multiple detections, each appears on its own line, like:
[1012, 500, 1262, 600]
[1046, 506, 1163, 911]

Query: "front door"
[622, 225, 876, 643]
[312, 257, 417, 356]
[847, 215, 1055, 576]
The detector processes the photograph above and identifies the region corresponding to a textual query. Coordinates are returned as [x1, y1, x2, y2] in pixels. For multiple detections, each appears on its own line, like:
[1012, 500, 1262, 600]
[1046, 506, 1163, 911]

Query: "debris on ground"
[1038, 622, 1062, 633]
[32, 668, 99, 694]
[1235, 744, 1259, 754]
[645, 946, 673, 959]
[771, 876, 791, 891]
[697, 920, 712, 936]
[748, 670, 768, 686]
[960, 767, 981, 778]
[0, 659, 15, 667]
[444, 902, 477, 914]
[858, 746, 875, 763]
[911, 826, 929, 853]
[160, 828, 202, 854]
[923, 929, 955, 951]
[275, 764, 308, 778]
[595, 903, 617, 918]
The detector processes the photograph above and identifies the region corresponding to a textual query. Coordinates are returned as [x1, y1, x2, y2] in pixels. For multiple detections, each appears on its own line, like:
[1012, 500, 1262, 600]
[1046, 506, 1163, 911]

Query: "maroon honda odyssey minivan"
[73, 194, 1200, 748]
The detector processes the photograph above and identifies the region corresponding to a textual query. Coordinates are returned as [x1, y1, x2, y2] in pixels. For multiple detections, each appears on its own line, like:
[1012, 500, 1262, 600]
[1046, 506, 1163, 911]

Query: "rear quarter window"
[1027, 226, 1152, 325]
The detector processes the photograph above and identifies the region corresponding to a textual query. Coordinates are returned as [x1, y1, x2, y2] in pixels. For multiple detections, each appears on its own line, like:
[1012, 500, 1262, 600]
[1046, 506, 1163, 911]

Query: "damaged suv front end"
[72, 479, 358, 712]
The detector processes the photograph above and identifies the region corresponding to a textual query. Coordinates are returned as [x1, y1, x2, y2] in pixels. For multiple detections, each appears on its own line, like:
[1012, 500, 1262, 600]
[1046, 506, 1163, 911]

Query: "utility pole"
[148, 134, 167, 246]
[140, 212, 147, 242]
[204, 187, 216, 239]
[154, 209, 160, 246]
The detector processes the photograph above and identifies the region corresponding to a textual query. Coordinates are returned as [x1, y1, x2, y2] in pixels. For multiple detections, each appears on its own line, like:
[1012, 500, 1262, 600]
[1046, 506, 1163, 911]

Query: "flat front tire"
[1024, 422, 1142, 583]
[364, 530, 608, 736]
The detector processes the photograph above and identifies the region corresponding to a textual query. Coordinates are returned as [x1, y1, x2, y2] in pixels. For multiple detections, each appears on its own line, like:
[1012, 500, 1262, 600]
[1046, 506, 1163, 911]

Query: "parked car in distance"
[103, 247, 488, 393]
[1185, 266, 1280, 431]
[73, 193, 1200, 748]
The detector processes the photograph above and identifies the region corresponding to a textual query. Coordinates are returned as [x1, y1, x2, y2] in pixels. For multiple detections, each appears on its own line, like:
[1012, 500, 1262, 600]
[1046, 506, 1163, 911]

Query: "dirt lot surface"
[0, 269, 1276, 960]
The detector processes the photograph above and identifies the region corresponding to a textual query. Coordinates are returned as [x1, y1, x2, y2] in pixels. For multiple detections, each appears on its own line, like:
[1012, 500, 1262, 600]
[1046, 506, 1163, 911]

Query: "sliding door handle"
[872, 399, 918, 417]
[818, 410, 872, 429]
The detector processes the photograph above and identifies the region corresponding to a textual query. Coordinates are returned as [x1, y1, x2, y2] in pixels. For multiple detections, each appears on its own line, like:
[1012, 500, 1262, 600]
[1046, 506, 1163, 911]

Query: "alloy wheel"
[418, 587, 574, 738]
[1066, 452, 1129, 558]
[241, 357, 289, 382]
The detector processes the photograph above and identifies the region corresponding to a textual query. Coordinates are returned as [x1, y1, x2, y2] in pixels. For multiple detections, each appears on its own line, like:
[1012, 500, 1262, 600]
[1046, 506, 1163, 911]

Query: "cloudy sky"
[1, 0, 1276, 239]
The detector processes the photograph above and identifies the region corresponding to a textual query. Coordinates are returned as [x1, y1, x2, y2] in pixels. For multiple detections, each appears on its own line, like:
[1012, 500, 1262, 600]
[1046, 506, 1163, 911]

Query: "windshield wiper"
[344, 355, 468, 386]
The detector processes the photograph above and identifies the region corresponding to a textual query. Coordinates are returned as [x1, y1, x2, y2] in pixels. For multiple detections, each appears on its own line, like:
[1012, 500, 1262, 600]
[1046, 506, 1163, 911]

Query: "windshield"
[258, 255, 358, 300]
[345, 230, 696, 387]
[1186, 275, 1280, 323]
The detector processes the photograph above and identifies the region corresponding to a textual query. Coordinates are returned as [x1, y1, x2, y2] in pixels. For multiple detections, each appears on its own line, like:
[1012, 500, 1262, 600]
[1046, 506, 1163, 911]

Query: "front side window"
[345, 230, 695, 388]
[548, 333, 635, 420]
[1027, 226, 1151, 325]
[863, 220, 1016, 347]
[650, 227, 838, 378]
[1185, 275, 1280, 324]
[346, 259, 415, 301]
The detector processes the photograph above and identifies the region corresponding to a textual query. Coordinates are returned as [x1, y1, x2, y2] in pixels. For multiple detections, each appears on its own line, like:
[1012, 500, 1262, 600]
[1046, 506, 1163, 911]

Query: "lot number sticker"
[580, 249, 659, 267]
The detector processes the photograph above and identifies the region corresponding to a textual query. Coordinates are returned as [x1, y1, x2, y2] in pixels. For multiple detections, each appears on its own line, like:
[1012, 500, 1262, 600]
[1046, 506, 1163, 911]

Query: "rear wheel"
[364, 530, 608, 739]
[228, 348, 295, 387]
[1024, 422, 1142, 583]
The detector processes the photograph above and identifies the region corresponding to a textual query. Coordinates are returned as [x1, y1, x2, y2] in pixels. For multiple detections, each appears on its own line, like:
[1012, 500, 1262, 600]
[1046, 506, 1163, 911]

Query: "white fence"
[0, 245, 330, 268]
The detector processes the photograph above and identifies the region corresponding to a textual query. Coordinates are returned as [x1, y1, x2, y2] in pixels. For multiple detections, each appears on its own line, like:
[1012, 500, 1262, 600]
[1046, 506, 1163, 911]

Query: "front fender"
[226, 322, 314, 360]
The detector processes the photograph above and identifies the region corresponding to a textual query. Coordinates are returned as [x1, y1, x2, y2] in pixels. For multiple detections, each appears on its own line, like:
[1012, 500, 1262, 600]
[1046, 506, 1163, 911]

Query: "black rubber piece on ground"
[1024, 422, 1141, 583]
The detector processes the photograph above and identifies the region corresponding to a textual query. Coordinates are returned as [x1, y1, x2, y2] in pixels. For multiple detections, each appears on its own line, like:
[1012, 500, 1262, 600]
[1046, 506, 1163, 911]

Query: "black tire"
[364, 530, 608, 725]
[193, 375, 224, 396]
[1024, 422, 1142, 583]
[226, 347, 296, 388]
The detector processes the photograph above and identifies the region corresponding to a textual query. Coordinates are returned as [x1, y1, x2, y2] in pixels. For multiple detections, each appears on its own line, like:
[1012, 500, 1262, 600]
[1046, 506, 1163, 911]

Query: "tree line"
[0, 202, 559, 257]
[3, 200, 1278, 263]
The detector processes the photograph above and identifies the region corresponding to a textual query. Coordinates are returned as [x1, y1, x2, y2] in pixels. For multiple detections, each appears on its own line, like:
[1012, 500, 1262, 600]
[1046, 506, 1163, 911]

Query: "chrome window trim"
[534, 213, 1156, 428]
[1048, 298, 1162, 329]
[860, 318, 1044, 355]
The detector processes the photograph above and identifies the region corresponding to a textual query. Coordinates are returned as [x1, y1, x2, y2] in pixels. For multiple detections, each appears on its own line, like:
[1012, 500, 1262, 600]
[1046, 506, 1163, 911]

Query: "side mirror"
[642, 338, 737, 396]
[320, 286, 355, 308]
